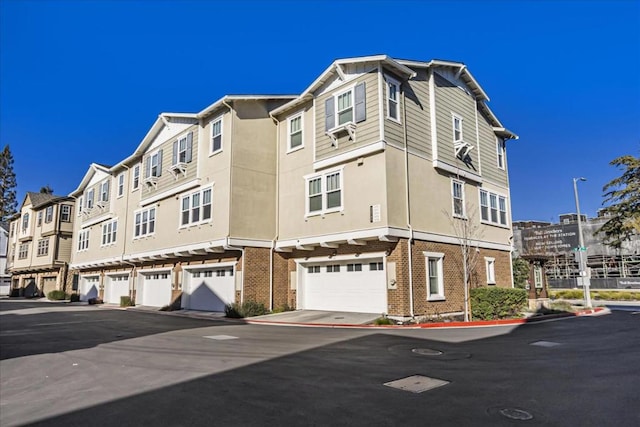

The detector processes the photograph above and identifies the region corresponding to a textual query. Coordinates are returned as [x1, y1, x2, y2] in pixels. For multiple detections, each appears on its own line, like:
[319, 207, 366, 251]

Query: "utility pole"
[573, 177, 592, 308]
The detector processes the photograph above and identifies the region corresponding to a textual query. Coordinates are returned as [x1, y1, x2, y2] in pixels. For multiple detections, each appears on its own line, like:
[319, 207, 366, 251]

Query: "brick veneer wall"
[241, 247, 271, 306]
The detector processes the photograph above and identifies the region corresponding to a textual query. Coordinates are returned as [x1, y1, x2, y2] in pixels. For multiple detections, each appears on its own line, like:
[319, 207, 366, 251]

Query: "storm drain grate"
[530, 340, 562, 347]
[203, 335, 238, 340]
[384, 375, 449, 393]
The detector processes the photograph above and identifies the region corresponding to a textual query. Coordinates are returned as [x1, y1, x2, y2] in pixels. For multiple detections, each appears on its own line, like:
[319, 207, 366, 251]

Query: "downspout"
[402, 83, 415, 318]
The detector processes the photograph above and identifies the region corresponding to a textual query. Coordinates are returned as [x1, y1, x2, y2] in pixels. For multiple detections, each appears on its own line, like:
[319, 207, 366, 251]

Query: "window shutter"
[172, 141, 178, 165]
[157, 149, 163, 176]
[325, 97, 335, 131]
[145, 156, 151, 178]
[186, 132, 193, 163]
[355, 82, 366, 123]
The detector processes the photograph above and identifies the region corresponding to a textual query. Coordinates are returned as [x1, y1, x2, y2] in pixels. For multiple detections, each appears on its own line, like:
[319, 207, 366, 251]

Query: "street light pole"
[573, 177, 592, 308]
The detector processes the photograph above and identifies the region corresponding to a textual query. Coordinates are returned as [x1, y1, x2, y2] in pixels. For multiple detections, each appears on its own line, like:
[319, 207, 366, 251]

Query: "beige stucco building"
[7, 192, 75, 296]
[61, 55, 517, 318]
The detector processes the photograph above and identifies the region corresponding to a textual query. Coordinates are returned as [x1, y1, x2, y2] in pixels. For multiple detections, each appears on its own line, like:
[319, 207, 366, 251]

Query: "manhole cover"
[500, 408, 533, 420]
[412, 348, 443, 356]
[384, 375, 449, 393]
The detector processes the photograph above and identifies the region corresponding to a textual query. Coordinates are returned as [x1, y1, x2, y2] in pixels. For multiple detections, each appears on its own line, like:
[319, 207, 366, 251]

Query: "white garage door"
[185, 267, 235, 312]
[300, 259, 387, 313]
[105, 275, 129, 304]
[80, 276, 100, 301]
[140, 272, 172, 307]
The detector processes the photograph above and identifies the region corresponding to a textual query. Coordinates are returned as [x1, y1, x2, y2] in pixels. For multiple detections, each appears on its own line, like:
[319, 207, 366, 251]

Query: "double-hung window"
[424, 252, 445, 301]
[45, 206, 53, 223]
[211, 117, 222, 154]
[453, 115, 463, 143]
[305, 169, 343, 216]
[100, 180, 110, 202]
[37, 238, 49, 256]
[145, 151, 163, 179]
[78, 229, 90, 251]
[485, 257, 496, 285]
[61, 205, 72, 222]
[180, 187, 212, 227]
[22, 213, 30, 232]
[117, 173, 125, 197]
[386, 76, 400, 122]
[337, 90, 353, 125]
[288, 114, 303, 151]
[479, 189, 508, 226]
[101, 219, 118, 246]
[78, 196, 84, 215]
[172, 132, 193, 166]
[452, 179, 465, 217]
[132, 164, 140, 190]
[86, 189, 95, 209]
[37, 211, 43, 227]
[496, 138, 505, 170]
[134, 207, 156, 238]
[18, 243, 29, 259]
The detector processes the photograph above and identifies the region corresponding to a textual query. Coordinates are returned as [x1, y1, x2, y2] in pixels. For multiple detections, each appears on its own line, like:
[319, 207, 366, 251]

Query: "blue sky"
[1, 0, 639, 222]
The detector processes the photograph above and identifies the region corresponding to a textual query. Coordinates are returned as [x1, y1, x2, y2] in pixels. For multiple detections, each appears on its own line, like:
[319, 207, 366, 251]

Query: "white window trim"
[132, 164, 141, 191]
[332, 83, 357, 129]
[304, 166, 344, 217]
[100, 180, 110, 202]
[61, 205, 72, 222]
[209, 115, 223, 156]
[37, 238, 49, 257]
[175, 134, 189, 165]
[117, 173, 125, 197]
[45, 206, 53, 223]
[385, 75, 401, 123]
[479, 189, 509, 228]
[179, 186, 213, 228]
[77, 229, 90, 252]
[287, 112, 304, 153]
[485, 257, 496, 285]
[452, 113, 463, 144]
[77, 196, 84, 215]
[101, 219, 118, 247]
[86, 188, 95, 209]
[424, 251, 445, 301]
[148, 150, 162, 178]
[133, 206, 157, 239]
[451, 178, 466, 219]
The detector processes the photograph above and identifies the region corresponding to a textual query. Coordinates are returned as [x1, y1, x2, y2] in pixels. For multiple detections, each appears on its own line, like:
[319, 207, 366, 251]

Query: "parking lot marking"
[384, 375, 449, 393]
[203, 335, 238, 340]
[530, 340, 562, 347]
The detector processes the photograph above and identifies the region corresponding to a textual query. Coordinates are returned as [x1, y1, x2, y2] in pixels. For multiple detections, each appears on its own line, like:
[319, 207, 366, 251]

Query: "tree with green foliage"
[598, 154, 640, 249]
[512, 256, 530, 289]
[0, 145, 18, 221]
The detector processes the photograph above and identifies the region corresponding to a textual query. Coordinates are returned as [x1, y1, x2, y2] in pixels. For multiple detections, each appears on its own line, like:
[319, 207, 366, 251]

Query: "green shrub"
[120, 296, 134, 307]
[470, 287, 527, 320]
[69, 293, 80, 302]
[47, 290, 68, 300]
[373, 317, 396, 325]
[271, 303, 294, 314]
[224, 301, 269, 318]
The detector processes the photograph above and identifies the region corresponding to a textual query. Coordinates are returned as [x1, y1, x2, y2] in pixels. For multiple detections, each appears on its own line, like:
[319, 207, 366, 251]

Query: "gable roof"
[22, 191, 71, 209]
[271, 55, 416, 117]
[69, 163, 112, 197]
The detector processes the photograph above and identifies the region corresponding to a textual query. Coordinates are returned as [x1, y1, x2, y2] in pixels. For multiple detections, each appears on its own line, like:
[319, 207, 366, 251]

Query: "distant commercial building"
[513, 211, 640, 289]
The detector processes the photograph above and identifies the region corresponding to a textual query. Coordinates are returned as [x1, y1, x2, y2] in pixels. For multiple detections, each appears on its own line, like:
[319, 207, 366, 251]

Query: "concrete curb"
[244, 307, 611, 329]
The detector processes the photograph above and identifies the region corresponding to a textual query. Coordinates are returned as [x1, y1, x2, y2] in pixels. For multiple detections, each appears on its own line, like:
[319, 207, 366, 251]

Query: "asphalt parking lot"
[1, 299, 638, 426]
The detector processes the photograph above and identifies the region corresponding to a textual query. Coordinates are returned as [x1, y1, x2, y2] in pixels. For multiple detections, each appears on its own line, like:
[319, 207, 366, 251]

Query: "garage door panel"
[302, 259, 387, 313]
[186, 268, 235, 312]
[106, 276, 129, 304]
[80, 277, 99, 302]
[141, 273, 172, 307]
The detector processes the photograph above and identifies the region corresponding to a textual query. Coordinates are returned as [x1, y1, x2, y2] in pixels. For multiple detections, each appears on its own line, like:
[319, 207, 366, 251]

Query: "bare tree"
[445, 202, 484, 322]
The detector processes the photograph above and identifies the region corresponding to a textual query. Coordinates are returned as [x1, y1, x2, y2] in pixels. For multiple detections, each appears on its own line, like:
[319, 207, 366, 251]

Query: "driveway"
[1, 299, 638, 426]
[249, 309, 381, 325]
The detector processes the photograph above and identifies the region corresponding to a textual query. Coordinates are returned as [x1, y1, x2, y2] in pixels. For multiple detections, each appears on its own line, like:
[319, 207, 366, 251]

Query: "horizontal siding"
[405, 69, 431, 158]
[82, 178, 112, 223]
[140, 123, 199, 203]
[315, 71, 379, 161]
[57, 236, 72, 262]
[477, 111, 508, 187]
[434, 73, 478, 173]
